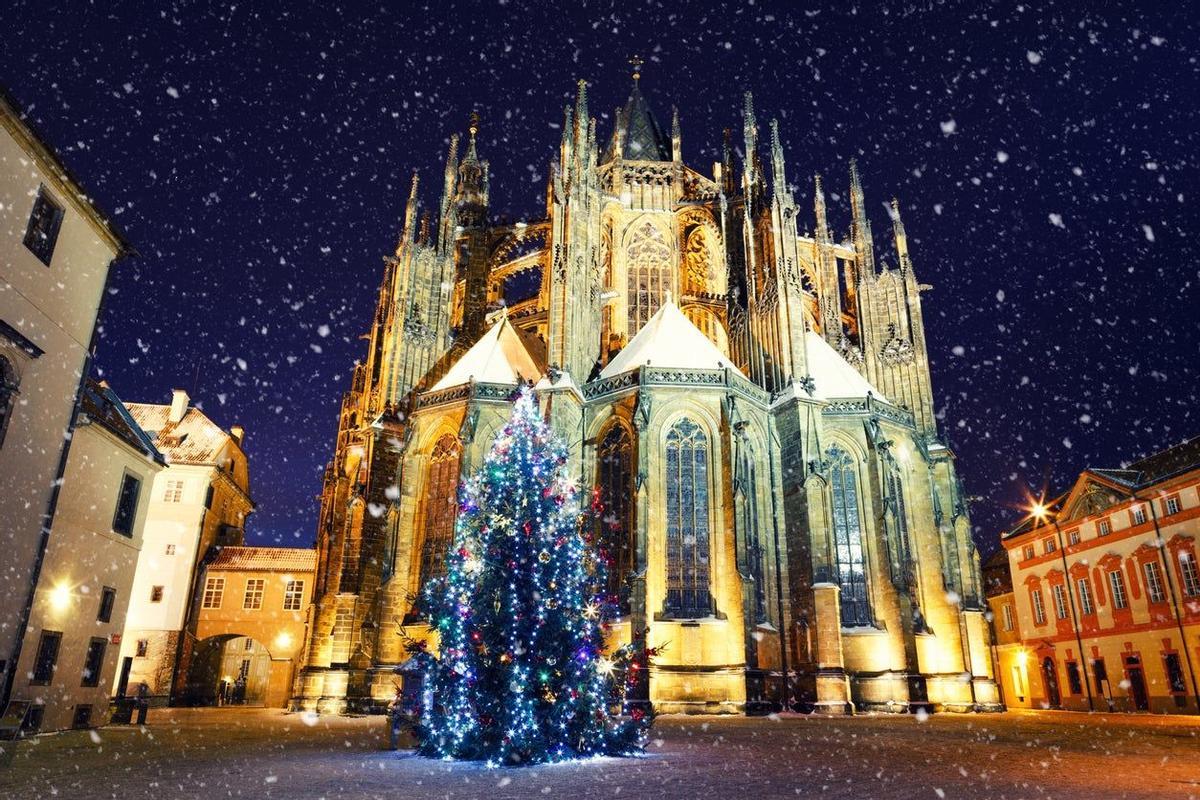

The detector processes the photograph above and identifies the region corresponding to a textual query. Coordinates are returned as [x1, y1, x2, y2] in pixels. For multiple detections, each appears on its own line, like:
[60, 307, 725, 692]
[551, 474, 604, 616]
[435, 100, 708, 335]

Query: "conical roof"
[802, 330, 887, 400]
[602, 84, 672, 163]
[599, 297, 743, 379]
[429, 314, 546, 391]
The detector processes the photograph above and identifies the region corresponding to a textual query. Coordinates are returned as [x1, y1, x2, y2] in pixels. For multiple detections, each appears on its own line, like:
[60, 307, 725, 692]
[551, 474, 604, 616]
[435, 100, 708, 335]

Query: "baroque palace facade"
[294, 71, 999, 715]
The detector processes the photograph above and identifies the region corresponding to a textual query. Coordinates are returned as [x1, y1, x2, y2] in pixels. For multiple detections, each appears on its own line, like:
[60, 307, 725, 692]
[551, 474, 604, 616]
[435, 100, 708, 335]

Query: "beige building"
[118, 390, 254, 704]
[295, 73, 998, 716]
[0, 87, 132, 712]
[6, 380, 163, 733]
[995, 436, 1200, 714]
[185, 546, 316, 708]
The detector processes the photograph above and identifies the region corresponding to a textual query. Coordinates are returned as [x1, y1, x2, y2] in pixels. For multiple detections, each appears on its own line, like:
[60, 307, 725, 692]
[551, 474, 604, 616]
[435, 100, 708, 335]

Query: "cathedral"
[292, 67, 1001, 716]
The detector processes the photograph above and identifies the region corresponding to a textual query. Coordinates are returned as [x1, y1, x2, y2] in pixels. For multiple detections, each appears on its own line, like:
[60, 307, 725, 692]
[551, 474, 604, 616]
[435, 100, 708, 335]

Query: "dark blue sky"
[3, 2, 1196, 550]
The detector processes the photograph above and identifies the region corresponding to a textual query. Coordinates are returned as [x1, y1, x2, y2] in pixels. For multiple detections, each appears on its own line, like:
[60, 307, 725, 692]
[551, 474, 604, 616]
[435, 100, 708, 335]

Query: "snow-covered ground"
[2, 708, 1196, 799]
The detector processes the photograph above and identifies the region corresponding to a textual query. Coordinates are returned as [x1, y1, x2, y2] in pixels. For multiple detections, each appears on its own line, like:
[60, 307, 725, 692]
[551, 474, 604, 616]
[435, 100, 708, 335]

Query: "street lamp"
[1029, 499, 1095, 712]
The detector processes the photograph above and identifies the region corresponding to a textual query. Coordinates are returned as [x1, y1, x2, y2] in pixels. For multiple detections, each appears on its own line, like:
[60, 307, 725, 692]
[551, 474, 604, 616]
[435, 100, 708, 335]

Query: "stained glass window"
[596, 425, 635, 613]
[418, 435, 462, 592]
[665, 418, 712, 617]
[626, 222, 672, 335]
[829, 446, 870, 626]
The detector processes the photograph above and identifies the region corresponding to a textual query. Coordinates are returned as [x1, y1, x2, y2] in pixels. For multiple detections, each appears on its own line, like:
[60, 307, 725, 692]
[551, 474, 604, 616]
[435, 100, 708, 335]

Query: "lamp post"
[1031, 502, 1095, 712]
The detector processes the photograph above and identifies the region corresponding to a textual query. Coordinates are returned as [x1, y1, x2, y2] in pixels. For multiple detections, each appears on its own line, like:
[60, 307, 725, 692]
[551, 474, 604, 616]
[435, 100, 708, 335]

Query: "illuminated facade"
[294, 71, 998, 715]
[995, 437, 1200, 714]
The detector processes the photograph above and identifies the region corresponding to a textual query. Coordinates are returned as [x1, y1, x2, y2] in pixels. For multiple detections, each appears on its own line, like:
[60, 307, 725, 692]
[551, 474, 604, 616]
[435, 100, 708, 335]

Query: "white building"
[0, 87, 132, 715]
[119, 390, 253, 704]
[7, 380, 163, 732]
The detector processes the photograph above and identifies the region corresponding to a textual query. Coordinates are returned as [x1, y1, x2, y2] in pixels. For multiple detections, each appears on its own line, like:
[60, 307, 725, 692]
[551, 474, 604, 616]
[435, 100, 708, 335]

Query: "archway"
[186, 635, 274, 707]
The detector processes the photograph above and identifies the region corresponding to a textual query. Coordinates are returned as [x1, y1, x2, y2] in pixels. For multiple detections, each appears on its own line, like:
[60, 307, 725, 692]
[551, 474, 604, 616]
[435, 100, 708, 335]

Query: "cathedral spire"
[437, 133, 460, 253]
[742, 91, 758, 188]
[813, 173, 829, 240]
[671, 106, 681, 163]
[455, 113, 489, 228]
[891, 197, 910, 271]
[402, 172, 419, 247]
[849, 158, 875, 278]
[769, 118, 788, 200]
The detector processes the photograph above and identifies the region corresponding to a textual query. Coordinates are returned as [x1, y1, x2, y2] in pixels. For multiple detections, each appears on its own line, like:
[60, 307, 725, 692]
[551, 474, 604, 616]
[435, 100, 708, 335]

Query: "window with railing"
[664, 418, 712, 618]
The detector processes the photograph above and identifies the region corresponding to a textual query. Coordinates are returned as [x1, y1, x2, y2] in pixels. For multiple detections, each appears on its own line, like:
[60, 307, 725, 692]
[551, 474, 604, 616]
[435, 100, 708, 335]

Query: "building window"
[1031, 589, 1046, 625]
[30, 630, 62, 685]
[1066, 661, 1083, 695]
[1002, 603, 1014, 631]
[1107, 570, 1128, 609]
[1022, 545, 1035, 562]
[1179, 551, 1200, 597]
[1092, 658, 1108, 688]
[163, 479, 184, 503]
[417, 434, 462, 594]
[97, 586, 116, 623]
[244, 637, 254, 651]
[112, 473, 142, 537]
[0, 356, 17, 450]
[71, 705, 93, 730]
[1077, 577, 1095, 615]
[149, 585, 164, 603]
[23, 186, 65, 266]
[204, 485, 215, 509]
[1097, 518, 1111, 537]
[283, 580, 304, 611]
[739, 440, 768, 622]
[1165, 653, 1187, 695]
[165, 543, 176, 555]
[1067, 529, 1080, 546]
[884, 466, 912, 564]
[1051, 584, 1068, 620]
[595, 424, 635, 613]
[625, 222, 672, 336]
[1164, 495, 1181, 516]
[664, 418, 712, 618]
[1043, 538, 1057, 555]
[242, 578, 264, 610]
[135, 639, 149, 658]
[1131, 504, 1147, 525]
[829, 446, 870, 626]
[1143, 561, 1166, 604]
[80, 637, 106, 687]
[202, 577, 224, 609]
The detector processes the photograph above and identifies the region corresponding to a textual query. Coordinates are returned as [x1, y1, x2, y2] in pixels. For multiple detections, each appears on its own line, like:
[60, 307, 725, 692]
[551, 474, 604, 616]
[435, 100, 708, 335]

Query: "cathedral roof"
[599, 297, 743, 379]
[429, 312, 547, 391]
[602, 83, 672, 163]
[802, 330, 888, 401]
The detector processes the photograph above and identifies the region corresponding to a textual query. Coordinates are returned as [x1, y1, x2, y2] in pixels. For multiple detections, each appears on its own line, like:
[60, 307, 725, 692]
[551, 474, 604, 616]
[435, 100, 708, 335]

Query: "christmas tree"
[411, 386, 651, 765]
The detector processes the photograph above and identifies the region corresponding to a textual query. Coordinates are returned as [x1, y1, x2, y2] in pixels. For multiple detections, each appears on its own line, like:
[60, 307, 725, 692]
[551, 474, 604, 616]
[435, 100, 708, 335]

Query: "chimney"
[230, 425, 245, 446]
[168, 389, 189, 423]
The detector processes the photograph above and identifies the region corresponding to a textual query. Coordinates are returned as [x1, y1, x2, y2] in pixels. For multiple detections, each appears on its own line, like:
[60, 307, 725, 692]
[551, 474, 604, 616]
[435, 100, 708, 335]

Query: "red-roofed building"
[187, 546, 316, 708]
[996, 436, 1200, 714]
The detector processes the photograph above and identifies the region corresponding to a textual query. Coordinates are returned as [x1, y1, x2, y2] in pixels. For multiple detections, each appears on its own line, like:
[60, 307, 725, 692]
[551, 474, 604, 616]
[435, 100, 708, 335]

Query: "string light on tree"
[409, 385, 653, 765]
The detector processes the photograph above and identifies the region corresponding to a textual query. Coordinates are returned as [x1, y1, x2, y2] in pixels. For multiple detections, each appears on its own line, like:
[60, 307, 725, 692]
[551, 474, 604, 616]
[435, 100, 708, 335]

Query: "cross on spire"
[629, 55, 644, 83]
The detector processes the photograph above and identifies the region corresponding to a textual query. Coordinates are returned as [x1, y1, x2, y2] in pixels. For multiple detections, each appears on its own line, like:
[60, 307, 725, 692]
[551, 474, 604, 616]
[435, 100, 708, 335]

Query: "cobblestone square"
[2, 709, 1197, 799]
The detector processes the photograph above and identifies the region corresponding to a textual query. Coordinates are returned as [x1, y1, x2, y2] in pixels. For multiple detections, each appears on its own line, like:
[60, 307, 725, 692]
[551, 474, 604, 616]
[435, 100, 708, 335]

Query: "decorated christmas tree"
[411, 385, 651, 765]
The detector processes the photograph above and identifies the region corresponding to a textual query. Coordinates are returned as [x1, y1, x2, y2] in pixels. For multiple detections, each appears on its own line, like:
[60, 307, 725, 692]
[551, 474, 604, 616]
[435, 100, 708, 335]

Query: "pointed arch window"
[595, 424, 635, 614]
[418, 435, 462, 592]
[382, 506, 402, 584]
[828, 446, 870, 626]
[626, 222, 672, 335]
[665, 418, 712, 618]
[885, 465, 912, 565]
[737, 438, 767, 622]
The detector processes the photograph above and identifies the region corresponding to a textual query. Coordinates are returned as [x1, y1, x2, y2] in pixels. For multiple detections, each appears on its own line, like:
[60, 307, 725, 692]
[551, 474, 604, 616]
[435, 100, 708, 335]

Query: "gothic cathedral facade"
[293, 74, 1001, 715]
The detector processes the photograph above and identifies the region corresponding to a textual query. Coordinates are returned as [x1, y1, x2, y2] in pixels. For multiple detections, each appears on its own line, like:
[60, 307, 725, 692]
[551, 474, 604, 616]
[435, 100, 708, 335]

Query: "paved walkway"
[1, 707, 1197, 799]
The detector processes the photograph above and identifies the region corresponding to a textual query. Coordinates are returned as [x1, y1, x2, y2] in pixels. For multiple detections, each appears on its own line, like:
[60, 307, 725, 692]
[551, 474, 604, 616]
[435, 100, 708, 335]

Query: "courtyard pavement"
[1, 707, 1197, 799]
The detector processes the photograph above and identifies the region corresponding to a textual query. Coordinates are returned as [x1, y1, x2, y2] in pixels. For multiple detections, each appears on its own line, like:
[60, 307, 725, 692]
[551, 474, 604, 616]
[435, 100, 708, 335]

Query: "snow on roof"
[802, 330, 887, 400]
[207, 546, 317, 574]
[429, 313, 546, 391]
[599, 297, 744, 379]
[125, 401, 234, 465]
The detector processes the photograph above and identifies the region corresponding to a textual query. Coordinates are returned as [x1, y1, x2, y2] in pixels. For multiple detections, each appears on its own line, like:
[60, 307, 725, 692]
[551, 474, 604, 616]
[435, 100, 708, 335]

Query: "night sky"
[3, 2, 1196, 551]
